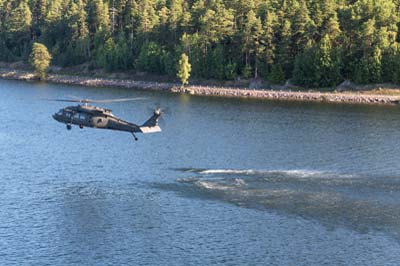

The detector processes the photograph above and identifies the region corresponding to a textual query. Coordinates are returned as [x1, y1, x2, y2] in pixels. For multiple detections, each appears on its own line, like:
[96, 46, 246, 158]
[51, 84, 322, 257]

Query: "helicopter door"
[65, 112, 72, 120]
[78, 113, 87, 126]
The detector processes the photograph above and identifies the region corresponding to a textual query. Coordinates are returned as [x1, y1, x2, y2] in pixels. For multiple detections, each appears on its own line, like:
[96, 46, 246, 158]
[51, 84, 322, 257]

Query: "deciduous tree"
[177, 53, 191, 87]
[30, 42, 52, 79]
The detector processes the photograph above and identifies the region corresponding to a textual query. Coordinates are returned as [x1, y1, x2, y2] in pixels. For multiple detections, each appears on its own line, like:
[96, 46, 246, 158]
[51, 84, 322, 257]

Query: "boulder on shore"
[336, 80, 355, 91]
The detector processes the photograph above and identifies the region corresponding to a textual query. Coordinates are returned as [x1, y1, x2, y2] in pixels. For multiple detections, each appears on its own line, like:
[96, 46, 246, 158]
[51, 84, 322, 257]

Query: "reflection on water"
[1, 79, 400, 265]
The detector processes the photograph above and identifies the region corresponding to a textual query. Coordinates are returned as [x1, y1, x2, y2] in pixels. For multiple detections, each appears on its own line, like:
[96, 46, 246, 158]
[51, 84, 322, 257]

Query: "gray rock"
[336, 80, 354, 91]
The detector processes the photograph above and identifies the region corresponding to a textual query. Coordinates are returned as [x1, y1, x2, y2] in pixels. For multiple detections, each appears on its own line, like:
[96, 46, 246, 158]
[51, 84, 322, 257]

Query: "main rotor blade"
[44, 98, 87, 103]
[44, 97, 146, 103]
[92, 97, 147, 103]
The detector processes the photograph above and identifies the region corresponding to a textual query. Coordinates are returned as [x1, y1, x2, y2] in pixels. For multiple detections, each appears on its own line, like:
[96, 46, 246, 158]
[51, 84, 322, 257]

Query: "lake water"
[1, 79, 400, 265]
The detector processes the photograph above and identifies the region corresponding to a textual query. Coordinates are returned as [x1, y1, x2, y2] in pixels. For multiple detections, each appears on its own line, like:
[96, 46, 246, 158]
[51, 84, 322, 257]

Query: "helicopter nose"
[52, 114, 59, 121]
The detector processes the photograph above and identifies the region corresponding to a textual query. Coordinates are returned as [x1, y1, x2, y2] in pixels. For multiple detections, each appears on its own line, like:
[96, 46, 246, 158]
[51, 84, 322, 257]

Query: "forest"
[1, 0, 400, 87]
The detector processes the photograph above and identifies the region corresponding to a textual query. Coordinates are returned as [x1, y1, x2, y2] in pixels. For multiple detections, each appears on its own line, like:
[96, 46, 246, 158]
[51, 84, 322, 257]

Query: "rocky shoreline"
[173, 86, 400, 105]
[1, 68, 400, 106]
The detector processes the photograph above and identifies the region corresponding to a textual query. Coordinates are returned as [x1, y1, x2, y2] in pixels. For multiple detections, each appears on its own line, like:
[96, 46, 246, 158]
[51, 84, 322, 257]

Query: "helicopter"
[50, 97, 163, 141]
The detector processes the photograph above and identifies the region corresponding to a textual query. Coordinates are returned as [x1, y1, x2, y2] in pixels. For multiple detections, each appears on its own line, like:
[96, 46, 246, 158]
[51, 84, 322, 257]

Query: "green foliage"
[96, 38, 116, 71]
[241, 65, 252, 79]
[293, 48, 319, 88]
[224, 62, 237, 80]
[242, 10, 264, 78]
[96, 35, 131, 71]
[293, 34, 342, 88]
[87, 0, 111, 33]
[177, 53, 191, 87]
[354, 46, 383, 84]
[8, 0, 32, 33]
[161, 50, 178, 76]
[137, 41, 164, 74]
[30, 42, 52, 79]
[382, 44, 400, 83]
[2, 0, 400, 86]
[269, 64, 285, 84]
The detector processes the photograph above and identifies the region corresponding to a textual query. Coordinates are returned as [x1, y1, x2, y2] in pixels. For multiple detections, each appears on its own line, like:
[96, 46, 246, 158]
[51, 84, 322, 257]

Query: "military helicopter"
[50, 97, 163, 141]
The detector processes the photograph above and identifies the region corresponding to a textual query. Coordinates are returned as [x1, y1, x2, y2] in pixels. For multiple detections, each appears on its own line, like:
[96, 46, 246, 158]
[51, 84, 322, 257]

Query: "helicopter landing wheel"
[66, 124, 72, 130]
[132, 132, 138, 141]
[79, 124, 84, 129]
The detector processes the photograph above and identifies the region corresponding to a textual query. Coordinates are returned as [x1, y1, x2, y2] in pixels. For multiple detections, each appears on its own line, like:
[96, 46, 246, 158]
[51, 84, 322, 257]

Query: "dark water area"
[1, 79, 400, 265]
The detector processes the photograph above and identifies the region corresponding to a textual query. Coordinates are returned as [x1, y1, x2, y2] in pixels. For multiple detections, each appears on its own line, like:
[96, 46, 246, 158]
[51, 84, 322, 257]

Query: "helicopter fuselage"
[52, 104, 161, 139]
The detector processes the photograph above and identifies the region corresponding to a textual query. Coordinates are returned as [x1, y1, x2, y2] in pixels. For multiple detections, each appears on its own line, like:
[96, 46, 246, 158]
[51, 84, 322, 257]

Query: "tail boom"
[140, 109, 162, 134]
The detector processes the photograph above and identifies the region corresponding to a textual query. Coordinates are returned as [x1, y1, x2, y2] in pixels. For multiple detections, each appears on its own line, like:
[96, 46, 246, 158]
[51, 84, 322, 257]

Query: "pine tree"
[291, 0, 314, 55]
[31, 0, 48, 39]
[293, 34, 342, 88]
[97, 37, 116, 71]
[45, 0, 62, 25]
[68, 0, 89, 42]
[323, 13, 341, 44]
[276, 19, 292, 78]
[138, 0, 159, 34]
[8, 0, 32, 33]
[3, 0, 32, 59]
[87, 0, 111, 34]
[382, 43, 400, 82]
[242, 10, 264, 78]
[137, 41, 164, 73]
[261, 10, 276, 77]
[269, 64, 285, 84]
[369, 46, 382, 83]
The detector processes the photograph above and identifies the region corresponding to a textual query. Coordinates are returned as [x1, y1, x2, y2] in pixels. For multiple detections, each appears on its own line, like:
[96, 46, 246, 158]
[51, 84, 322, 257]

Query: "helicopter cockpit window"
[65, 112, 72, 118]
[57, 110, 63, 115]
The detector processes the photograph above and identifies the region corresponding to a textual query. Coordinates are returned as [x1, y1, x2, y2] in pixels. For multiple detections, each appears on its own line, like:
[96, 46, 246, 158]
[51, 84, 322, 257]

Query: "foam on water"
[194, 180, 232, 191]
[199, 169, 259, 175]
[172, 167, 400, 239]
[178, 167, 356, 179]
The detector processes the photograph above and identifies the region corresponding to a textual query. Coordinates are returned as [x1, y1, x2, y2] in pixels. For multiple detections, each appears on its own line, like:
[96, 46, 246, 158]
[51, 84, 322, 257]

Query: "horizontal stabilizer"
[140, 126, 162, 134]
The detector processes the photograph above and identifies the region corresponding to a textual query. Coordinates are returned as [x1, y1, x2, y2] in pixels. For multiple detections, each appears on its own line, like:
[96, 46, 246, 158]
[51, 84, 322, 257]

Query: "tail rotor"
[147, 103, 168, 126]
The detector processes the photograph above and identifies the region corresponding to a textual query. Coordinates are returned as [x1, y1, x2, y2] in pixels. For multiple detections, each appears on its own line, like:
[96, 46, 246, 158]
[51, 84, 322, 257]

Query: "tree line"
[1, 0, 400, 87]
